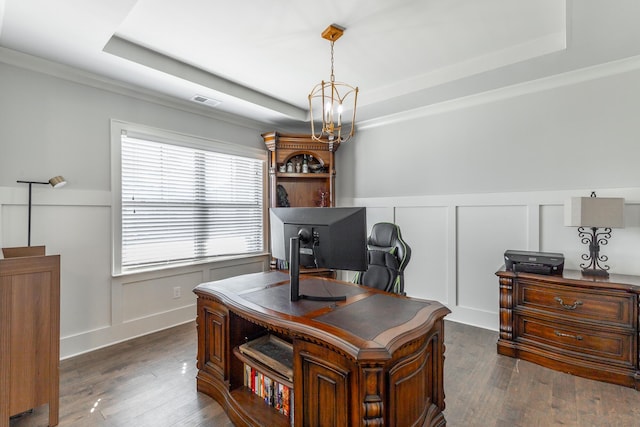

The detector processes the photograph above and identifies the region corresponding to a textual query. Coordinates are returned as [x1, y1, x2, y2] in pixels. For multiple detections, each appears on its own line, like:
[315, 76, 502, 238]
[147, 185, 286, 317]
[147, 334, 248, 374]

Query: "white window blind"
[120, 135, 264, 271]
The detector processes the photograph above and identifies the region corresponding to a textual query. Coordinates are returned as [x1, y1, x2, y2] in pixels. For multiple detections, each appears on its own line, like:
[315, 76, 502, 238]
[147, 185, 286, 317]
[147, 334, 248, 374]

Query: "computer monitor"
[269, 207, 367, 301]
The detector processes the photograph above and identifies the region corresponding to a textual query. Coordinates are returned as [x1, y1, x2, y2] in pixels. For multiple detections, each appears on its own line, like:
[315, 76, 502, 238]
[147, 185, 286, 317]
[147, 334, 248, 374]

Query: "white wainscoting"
[0, 186, 270, 359]
[346, 187, 640, 331]
[4, 184, 639, 355]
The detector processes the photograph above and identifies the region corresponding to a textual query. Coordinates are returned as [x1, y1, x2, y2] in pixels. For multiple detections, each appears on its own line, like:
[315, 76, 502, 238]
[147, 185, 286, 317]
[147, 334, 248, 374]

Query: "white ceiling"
[0, 0, 566, 126]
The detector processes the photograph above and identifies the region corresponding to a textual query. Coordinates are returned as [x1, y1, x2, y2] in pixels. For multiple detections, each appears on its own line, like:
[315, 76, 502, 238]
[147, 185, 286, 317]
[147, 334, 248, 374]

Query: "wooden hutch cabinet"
[262, 132, 339, 208]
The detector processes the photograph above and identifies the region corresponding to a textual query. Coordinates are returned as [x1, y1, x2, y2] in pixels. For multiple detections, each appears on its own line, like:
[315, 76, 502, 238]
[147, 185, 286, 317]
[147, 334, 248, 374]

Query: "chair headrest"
[368, 223, 400, 248]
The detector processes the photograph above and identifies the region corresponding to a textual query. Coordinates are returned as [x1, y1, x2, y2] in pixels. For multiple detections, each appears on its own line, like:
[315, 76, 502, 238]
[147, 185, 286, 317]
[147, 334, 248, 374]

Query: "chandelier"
[308, 24, 359, 144]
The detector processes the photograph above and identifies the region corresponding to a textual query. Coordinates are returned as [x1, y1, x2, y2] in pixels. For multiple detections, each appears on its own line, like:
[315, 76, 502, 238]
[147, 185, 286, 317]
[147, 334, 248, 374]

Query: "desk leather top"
[195, 271, 450, 359]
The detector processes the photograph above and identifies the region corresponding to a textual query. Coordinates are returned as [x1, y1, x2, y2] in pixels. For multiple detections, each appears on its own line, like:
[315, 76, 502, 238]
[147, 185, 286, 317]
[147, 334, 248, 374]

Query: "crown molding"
[363, 31, 567, 108]
[0, 46, 272, 131]
[359, 54, 640, 130]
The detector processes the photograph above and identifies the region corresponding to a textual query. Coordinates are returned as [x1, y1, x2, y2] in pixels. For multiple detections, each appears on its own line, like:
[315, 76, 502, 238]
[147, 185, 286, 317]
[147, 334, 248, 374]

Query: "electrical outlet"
[173, 286, 181, 299]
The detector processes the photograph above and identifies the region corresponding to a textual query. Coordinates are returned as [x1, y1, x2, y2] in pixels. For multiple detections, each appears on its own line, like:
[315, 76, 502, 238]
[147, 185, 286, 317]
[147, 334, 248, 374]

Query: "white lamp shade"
[564, 197, 625, 228]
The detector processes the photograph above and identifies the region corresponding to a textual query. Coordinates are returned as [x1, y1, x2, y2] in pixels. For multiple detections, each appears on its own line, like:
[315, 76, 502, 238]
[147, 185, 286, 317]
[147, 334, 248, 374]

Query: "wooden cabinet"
[295, 339, 354, 426]
[497, 269, 640, 389]
[0, 251, 60, 427]
[194, 271, 450, 426]
[262, 132, 339, 208]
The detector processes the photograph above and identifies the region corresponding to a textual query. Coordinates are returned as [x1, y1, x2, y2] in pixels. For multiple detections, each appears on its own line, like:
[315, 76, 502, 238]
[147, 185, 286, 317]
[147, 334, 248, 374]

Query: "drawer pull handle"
[554, 296, 583, 310]
[554, 330, 583, 341]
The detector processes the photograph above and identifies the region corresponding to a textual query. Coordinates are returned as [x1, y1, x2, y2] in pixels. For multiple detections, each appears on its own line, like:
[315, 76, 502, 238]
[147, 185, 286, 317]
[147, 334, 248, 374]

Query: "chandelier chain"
[330, 41, 335, 83]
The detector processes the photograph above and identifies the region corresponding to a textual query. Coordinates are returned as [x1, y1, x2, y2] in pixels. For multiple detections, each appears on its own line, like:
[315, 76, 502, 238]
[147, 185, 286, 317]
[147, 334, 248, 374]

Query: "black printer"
[504, 250, 564, 275]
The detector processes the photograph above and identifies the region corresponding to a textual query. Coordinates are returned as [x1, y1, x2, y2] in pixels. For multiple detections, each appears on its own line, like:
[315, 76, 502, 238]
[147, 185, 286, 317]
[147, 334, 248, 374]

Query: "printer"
[504, 250, 564, 275]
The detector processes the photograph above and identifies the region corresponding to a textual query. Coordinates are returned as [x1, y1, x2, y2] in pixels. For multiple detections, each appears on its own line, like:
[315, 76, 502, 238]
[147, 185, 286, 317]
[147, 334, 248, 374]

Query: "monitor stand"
[289, 236, 346, 302]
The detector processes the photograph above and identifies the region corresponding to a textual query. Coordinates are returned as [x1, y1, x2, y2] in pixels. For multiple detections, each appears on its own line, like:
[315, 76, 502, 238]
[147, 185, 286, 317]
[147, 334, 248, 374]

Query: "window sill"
[112, 252, 271, 279]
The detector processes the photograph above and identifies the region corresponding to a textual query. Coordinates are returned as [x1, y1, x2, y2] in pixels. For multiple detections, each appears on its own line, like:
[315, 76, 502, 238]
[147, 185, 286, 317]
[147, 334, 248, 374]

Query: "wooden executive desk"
[194, 271, 450, 427]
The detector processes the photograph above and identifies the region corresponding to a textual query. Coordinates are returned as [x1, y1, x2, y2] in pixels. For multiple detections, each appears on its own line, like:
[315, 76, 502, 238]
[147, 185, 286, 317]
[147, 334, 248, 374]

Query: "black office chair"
[353, 222, 411, 294]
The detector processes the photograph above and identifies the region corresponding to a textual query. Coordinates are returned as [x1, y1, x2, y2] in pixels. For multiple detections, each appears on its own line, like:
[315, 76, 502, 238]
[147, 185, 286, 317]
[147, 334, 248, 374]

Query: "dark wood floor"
[11, 320, 640, 426]
[443, 321, 640, 427]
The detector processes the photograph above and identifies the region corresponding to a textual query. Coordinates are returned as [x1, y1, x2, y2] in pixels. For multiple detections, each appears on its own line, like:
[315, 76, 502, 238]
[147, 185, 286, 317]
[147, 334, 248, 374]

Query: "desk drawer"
[516, 315, 635, 367]
[515, 279, 634, 327]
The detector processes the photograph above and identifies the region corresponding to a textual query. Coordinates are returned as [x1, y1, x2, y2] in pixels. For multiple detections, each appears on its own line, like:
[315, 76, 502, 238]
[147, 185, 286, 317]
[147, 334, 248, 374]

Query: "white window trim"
[110, 119, 268, 276]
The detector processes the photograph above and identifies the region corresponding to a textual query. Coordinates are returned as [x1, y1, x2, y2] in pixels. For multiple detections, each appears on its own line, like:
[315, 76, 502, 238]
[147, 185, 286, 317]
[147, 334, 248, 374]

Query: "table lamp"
[17, 176, 67, 246]
[564, 191, 624, 277]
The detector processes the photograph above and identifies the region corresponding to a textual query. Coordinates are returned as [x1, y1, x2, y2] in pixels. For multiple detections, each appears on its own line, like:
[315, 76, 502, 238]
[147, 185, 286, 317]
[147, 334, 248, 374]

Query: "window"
[111, 121, 266, 274]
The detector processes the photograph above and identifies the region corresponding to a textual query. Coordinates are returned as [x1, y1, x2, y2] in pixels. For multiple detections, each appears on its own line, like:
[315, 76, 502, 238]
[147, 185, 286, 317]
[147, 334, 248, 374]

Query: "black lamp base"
[581, 267, 609, 278]
[577, 226, 612, 278]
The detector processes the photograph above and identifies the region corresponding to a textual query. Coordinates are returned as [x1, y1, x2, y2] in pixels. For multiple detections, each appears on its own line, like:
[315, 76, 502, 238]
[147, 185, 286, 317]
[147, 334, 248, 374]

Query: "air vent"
[191, 95, 222, 108]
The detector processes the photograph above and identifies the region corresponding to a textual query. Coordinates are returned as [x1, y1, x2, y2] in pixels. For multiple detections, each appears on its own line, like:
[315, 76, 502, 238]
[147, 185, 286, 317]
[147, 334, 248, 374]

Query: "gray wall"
[343, 66, 640, 198]
[338, 1, 640, 199]
[0, 54, 272, 358]
[335, 1, 640, 330]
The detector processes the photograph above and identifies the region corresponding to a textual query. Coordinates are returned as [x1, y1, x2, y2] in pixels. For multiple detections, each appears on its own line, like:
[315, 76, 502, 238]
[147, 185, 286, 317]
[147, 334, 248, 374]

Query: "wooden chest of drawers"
[497, 269, 640, 389]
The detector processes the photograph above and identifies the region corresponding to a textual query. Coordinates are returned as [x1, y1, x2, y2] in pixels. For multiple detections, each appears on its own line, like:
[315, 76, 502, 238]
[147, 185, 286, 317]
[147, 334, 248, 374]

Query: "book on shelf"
[239, 334, 293, 381]
[282, 384, 290, 417]
[276, 258, 289, 270]
[243, 362, 293, 421]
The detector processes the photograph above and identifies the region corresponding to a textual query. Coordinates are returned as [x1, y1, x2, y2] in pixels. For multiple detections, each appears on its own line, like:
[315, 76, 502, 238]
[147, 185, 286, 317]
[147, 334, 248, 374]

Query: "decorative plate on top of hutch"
[262, 132, 338, 208]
